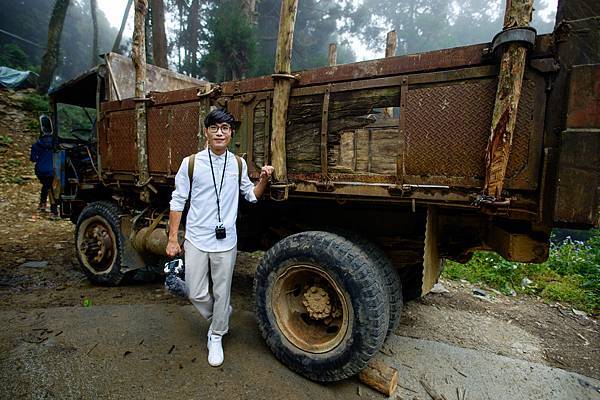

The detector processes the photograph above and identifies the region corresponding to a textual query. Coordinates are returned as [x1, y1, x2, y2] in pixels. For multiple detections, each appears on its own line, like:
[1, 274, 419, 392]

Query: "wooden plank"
[321, 87, 331, 178]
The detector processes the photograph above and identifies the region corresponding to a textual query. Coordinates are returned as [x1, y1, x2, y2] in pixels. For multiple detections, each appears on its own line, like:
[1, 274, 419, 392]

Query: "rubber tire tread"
[75, 201, 125, 286]
[254, 231, 388, 382]
[332, 232, 403, 339]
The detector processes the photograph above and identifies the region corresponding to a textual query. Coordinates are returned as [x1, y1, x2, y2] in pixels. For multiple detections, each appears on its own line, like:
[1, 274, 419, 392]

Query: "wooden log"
[328, 43, 337, 66]
[358, 358, 398, 396]
[270, 0, 298, 184]
[132, 0, 147, 98]
[133, 0, 150, 197]
[383, 30, 397, 119]
[483, 0, 534, 198]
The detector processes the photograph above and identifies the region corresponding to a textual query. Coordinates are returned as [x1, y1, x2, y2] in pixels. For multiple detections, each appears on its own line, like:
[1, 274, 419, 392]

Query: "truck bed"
[97, 36, 554, 217]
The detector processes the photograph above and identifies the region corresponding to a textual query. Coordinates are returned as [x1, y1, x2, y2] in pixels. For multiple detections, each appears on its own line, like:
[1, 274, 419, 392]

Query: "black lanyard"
[208, 149, 228, 223]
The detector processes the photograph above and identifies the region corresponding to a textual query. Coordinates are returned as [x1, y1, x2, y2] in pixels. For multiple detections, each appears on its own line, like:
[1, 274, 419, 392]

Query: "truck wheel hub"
[272, 264, 349, 354]
[302, 286, 332, 320]
[78, 218, 116, 273]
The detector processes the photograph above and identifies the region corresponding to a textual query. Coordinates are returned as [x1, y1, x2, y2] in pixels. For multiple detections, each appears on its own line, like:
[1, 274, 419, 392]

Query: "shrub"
[443, 229, 600, 314]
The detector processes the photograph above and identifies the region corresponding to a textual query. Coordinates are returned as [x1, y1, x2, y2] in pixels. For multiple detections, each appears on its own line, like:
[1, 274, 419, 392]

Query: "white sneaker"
[207, 334, 224, 367]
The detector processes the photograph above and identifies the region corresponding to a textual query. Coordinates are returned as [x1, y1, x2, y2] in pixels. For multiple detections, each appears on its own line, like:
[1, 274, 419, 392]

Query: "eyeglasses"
[207, 124, 232, 134]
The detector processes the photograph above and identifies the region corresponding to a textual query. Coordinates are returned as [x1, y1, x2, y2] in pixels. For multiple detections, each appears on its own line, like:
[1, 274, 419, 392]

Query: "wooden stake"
[383, 30, 397, 118]
[358, 358, 398, 397]
[483, 0, 534, 198]
[133, 0, 150, 200]
[328, 43, 337, 66]
[270, 0, 299, 185]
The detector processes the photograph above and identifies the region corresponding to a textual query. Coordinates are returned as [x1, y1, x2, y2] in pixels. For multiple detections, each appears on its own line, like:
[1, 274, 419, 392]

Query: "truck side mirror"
[39, 114, 53, 136]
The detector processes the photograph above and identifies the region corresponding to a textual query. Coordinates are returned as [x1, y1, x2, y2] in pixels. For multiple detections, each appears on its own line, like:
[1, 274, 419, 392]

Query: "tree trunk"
[112, 0, 133, 53]
[188, 0, 199, 75]
[270, 0, 299, 185]
[145, 5, 153, 64]
[241, 0, 257, 24]
[37, 0, 70, 94]
[151, 0, 168, 68]
[90, 0, 99, 66]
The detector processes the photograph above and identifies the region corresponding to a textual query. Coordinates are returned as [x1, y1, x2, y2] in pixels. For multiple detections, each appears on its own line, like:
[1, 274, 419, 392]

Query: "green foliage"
[20, 93, 49, 112]
[0, 135, 13, 146]
[443, 230, 600, 314]
[57, 104, 94, 139]
[0, 43, 30, 70]
[1, 0, 117, 86]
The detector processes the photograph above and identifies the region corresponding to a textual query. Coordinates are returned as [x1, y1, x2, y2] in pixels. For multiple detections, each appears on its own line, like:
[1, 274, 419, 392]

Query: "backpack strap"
[235, 154, 242, 187]
[187, 153, 196, 201]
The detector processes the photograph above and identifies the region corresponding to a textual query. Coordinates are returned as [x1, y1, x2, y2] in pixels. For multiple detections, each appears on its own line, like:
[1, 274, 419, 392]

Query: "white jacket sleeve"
[239, 158, 258, 203]
[169, 156, 191, 212]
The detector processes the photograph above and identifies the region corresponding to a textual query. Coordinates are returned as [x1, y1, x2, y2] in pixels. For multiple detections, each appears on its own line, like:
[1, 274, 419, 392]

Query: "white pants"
[184, 240, 237, 335]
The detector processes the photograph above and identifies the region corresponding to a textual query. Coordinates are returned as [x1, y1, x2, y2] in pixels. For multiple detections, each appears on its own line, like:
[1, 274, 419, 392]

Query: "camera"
[215, 225, 226, 239]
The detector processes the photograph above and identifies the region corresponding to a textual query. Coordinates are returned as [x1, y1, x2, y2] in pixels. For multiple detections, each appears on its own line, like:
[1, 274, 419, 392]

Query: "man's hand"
[260, 165, 274, 181]
[166, 239, 181, 258]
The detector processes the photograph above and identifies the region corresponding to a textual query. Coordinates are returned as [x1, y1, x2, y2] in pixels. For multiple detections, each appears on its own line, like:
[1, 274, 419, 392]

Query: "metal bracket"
[489, 27, 537, 56]
[270, 182, 292, 201]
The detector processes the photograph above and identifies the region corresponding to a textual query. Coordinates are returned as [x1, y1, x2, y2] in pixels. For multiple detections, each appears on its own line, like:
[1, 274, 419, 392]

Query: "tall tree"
[38, 0, 70, 93]
[254, 0, 354, 76]
[112, 0, 134, 53]
[151, 0, 169, 68]
[202, 0, 256, 81]
[90, 0, 99, 65]
[185, 0, 200, 76]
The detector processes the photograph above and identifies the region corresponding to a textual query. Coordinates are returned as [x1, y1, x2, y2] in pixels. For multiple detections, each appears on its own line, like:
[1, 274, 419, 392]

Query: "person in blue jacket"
[30, 116, 58, 217]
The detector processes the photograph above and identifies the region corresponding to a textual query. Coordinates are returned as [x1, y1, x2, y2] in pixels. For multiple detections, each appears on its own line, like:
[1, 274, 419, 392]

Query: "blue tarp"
[0, 66, 38, 89]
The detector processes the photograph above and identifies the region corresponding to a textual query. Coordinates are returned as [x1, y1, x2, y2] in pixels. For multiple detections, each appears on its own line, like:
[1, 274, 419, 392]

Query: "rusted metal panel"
[553, 129, 600, 227]
[167, 102, 200, 172]
[105, 52, 206, 101]
[566, 65, 600, 129]
[220, 35, 551, 95]
[105, 110, 137, 172]
[147, 106, 170, 174]
[150, 86, 205, 105]
[402, 76, 540, 189]
[554, 65, 600, 227]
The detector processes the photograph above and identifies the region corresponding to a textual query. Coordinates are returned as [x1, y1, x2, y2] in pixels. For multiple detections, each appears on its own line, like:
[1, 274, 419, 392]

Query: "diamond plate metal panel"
[168, 102, 200, 173]
[105, 110, 136, 172]
[404, 79, 534, 186]
[147, 107, 170, 174]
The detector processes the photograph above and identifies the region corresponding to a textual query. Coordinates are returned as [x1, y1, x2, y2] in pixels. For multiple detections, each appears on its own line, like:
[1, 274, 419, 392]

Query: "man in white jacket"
[166, 108, 273, 367]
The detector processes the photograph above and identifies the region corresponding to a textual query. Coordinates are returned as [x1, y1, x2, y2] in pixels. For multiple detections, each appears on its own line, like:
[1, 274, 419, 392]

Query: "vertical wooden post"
[133, 0, 150, 202]
[383, 30, 397, 119]
[328, 43, 337, 66]
[483, 0, 534, 199]
[270, 0, 299, 187]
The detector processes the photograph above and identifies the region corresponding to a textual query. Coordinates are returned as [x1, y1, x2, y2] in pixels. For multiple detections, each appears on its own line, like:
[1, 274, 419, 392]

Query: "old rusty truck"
[46, 0, 598, 383]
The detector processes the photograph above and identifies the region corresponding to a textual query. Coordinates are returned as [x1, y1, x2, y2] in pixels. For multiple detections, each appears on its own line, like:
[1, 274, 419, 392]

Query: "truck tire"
[254, 231, 388, 382]
[75, 201, 126, 286]
[334, 232, 403, 339]
[348, 235, 402, 338]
